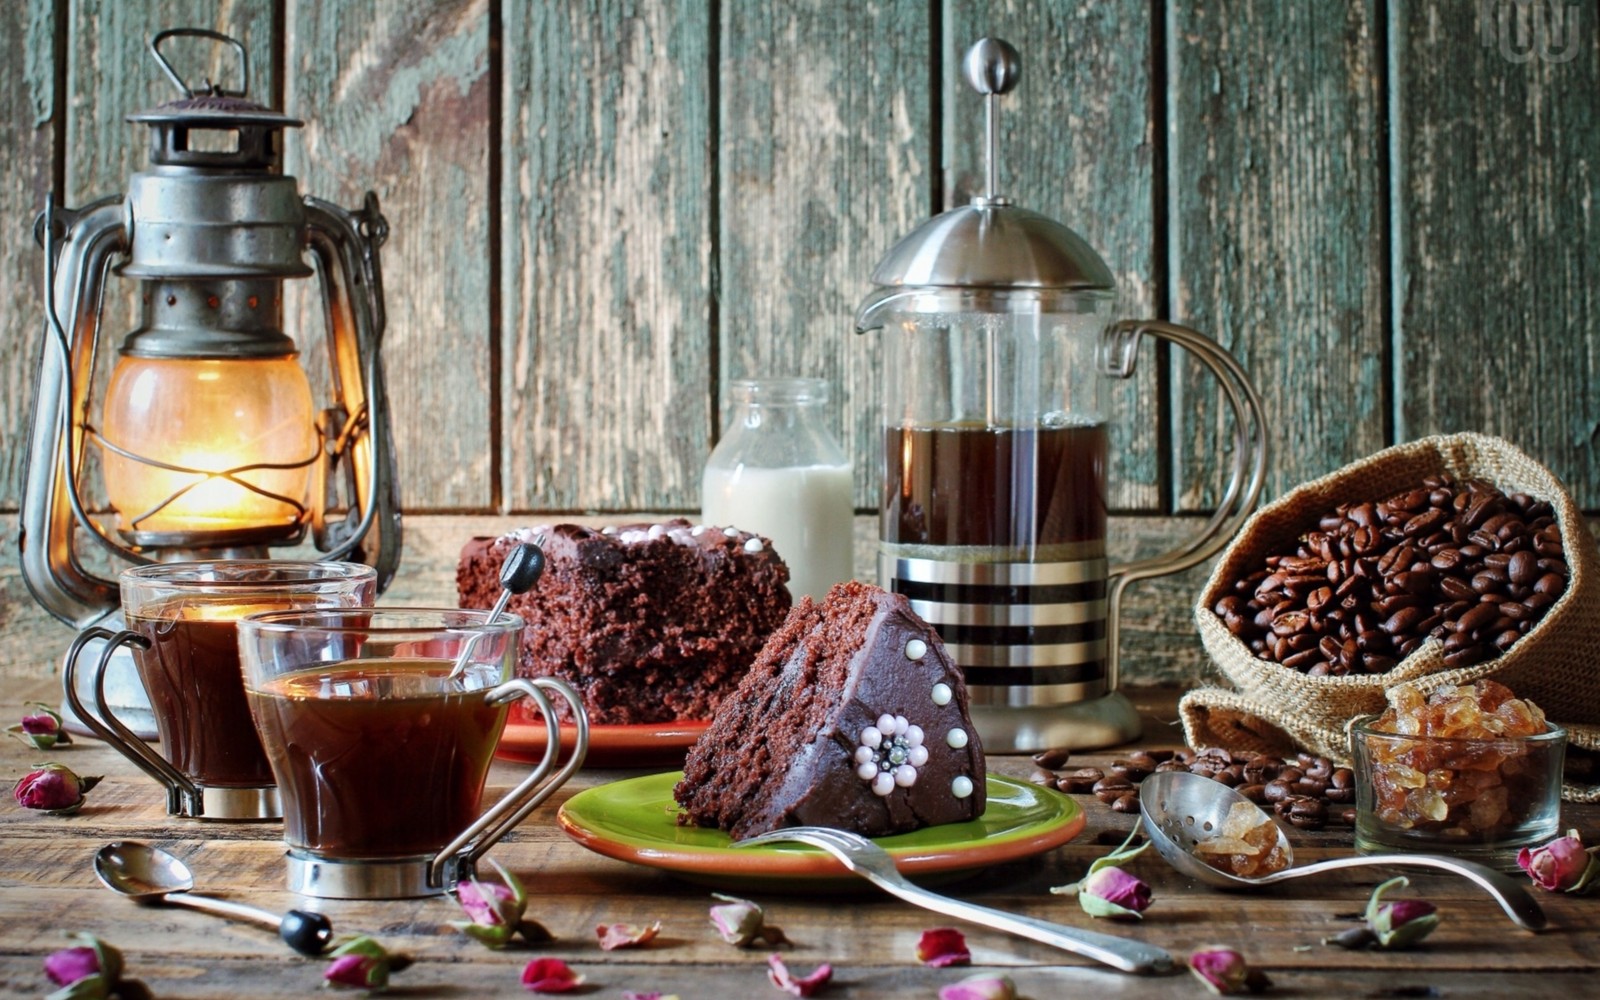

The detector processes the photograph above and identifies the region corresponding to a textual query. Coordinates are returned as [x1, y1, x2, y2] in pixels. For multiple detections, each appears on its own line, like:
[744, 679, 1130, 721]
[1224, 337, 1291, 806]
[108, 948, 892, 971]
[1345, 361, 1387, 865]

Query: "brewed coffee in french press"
[857, 39, 1269, 752]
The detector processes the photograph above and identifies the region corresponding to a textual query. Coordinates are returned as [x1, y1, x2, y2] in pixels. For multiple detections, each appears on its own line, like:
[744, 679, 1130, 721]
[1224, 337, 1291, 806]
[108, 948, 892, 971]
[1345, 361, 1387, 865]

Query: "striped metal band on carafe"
[880, 550, 1109, 707]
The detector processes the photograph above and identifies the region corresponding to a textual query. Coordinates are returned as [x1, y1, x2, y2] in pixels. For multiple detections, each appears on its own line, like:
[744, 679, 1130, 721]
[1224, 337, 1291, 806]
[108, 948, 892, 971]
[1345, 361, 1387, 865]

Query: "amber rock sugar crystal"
[1363, 680, 1550, 839]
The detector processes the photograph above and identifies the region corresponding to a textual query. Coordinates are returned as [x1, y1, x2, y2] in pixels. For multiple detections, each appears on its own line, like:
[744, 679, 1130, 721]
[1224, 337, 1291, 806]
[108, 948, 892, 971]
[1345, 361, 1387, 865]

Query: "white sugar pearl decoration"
[951, 775, 974, 799]
[743, 537, 763, 553]
[857, 761, 878, 781]
[905, 725, 924, 747]
[648, 523, 666, 539]
[946, 728, 968, 749]
[691, 525, 707, 536]
[909, 745, 929, 767]
[601, 525, 618, 535]
[872, 772, 895, 796]
[877, 714, 897, 735]
[904, 638, 927, 661]
[893, 715, 909, 735]
[723, 526, 740, 537]
[860, 726, 882, 749]
[854, 745, 875, 765]
[895, 764, 918, 787]
[931, 683, 952, 706]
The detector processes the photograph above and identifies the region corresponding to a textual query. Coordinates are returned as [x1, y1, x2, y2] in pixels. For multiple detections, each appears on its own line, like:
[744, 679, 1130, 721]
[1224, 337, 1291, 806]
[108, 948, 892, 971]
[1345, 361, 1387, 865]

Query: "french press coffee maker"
[856, 39, 1268, 752]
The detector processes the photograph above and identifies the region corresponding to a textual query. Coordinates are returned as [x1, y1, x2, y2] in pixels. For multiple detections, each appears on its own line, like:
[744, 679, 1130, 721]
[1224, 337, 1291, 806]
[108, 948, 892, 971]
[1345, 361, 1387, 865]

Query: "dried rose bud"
[45, 933, 148, 1000]
[708, 893, 789, 948]
[450, 860, 551, 949]
[766, 954, 832, 997]
[937, 974, 1018, 1000]
[521, 957, 585, 994]
[1518, 830, 1600, 894]
[13, 764, 101, 814]
[915, 927, 971, 968]
[1188, 947, 1271, 995]
[597, 921, 661, 951]
[1325, 877, 1441, 952]
[11, 704, 71, 750]
[1050, 824, 1153, 920]
[323, 936, 412, 992]
[622, 993, 680, 1000]
[1366, 877, 1438, 949]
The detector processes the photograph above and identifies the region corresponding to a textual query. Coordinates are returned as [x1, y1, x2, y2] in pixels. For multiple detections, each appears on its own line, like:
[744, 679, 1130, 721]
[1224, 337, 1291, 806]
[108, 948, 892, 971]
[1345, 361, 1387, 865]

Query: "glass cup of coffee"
[63, 560, 377, 820]
[235, 608, 588, 899]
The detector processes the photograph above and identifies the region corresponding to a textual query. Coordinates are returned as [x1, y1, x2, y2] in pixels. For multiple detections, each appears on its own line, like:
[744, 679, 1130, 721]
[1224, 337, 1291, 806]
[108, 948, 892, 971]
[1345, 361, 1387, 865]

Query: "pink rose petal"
[458, 879, 516, 926]
[915, 927, 971, 967]
[938, 975, 1017, 1000]
[767, 953, 832, 997]
[522, 957, 585, 993]
[597, 920, 661, 951]
[323, 954, 379, 989]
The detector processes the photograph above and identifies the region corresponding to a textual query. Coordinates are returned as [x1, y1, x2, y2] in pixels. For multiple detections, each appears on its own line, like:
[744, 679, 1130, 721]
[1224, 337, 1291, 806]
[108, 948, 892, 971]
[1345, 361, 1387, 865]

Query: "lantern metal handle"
[1097, 319, 1270, 689]
[150, 28, 250, 99]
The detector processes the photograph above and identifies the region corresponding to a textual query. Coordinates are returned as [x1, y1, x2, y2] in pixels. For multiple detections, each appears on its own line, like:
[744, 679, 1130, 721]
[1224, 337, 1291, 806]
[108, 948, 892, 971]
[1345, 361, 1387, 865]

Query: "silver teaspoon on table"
[736, 825, 1174, 975]
[95, 841, 334, 955]
[1137, 770, 1546, 931]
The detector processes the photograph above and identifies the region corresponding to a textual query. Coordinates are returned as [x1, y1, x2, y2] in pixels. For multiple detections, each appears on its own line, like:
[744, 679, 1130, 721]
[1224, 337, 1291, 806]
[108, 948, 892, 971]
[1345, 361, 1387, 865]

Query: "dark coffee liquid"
[128, 609, 277, 787]
[247, 659, 506, 858]
[882, 422, 1108, 548]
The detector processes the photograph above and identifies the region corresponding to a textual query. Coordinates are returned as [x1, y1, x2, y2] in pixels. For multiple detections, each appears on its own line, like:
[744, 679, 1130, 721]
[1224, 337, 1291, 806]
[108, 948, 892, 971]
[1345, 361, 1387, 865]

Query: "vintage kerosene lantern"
[857, 39, 1269, 751]
[20, 29, 402, 729]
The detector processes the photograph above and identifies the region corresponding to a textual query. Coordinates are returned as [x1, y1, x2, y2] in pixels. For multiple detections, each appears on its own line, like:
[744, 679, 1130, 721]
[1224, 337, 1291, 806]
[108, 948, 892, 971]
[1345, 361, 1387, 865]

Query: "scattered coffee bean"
[1028, 768, 1058, 789]
[1056, 767, 1105, 794]
[1111, 792, 1141, 814]
[1032, 747, 1072, 770]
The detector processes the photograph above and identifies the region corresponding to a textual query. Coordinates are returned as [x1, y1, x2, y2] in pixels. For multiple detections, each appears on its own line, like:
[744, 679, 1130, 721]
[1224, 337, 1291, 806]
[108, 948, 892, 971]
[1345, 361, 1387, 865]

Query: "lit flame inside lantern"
[98, 355, 317, 538]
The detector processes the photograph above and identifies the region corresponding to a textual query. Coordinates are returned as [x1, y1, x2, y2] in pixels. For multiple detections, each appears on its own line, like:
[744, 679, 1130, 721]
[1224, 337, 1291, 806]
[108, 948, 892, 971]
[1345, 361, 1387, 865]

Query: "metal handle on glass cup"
[1097, 319, 1270, 687]
[62, 628, 202, 817]
[428, 677, 589, 888]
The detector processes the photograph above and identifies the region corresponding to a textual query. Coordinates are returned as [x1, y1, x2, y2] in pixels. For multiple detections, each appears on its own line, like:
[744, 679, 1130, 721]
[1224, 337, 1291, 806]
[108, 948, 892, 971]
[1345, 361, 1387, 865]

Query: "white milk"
[701, 463, 855, 601]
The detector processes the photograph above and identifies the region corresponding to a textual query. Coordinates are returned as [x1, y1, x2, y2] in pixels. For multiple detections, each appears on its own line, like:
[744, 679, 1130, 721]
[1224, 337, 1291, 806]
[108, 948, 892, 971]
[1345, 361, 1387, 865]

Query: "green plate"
[557, 772, 1084, 890]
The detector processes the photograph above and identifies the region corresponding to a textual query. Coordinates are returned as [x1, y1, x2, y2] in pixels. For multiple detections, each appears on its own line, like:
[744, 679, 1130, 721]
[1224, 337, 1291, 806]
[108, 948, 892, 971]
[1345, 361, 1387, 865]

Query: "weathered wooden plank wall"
[3, 0, 1598, 686]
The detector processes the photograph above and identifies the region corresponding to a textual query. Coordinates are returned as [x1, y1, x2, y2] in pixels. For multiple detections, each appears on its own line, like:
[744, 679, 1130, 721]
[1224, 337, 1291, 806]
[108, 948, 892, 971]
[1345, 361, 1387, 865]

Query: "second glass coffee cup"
[236, 608, 588, 899]
[63, 560, 376, 820]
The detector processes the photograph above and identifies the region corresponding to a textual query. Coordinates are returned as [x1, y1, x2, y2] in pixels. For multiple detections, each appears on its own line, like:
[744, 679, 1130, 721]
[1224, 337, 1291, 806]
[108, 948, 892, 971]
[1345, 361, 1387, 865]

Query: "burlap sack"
[1179, 433, 1600, 802]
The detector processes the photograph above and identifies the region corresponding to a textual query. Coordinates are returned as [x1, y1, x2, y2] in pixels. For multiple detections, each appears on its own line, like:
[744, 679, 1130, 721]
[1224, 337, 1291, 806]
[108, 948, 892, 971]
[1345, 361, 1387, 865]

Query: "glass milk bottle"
[702, 378, 855, 601]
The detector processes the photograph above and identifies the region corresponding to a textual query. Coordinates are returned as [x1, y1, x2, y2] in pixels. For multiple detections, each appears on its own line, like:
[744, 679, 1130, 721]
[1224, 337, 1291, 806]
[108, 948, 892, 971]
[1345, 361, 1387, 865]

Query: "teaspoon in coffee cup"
[1138, 770, 1546, 931]
[94, 841, 334, 955]
[449, 538, 544, 679]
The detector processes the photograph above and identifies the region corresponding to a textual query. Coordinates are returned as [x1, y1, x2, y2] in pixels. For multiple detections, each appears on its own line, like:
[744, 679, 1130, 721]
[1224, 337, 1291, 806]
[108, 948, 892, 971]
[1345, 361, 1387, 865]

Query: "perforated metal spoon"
[1137, 770, 1546, 931]
[94, 841, 334, 955]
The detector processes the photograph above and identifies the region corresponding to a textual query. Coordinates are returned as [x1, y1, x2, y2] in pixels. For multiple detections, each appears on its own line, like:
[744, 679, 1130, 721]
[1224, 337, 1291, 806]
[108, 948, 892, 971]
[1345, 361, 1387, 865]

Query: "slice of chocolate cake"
[674, 580, 986, 839]
[457, 520, 791, 724]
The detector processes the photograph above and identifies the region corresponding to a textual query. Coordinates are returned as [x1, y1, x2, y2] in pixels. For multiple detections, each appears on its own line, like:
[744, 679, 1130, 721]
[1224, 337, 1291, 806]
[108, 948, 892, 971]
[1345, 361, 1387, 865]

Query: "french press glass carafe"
[856, 39, 1269, 752]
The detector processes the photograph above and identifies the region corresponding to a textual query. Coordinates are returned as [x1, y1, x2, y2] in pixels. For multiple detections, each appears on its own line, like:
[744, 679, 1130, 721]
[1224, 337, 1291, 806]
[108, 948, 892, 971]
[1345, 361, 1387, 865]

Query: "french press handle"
[1097, 320, 1270, 685]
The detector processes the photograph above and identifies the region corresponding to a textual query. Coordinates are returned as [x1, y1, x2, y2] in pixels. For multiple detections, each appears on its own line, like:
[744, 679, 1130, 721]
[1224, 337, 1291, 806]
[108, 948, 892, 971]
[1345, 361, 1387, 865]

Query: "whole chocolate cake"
[457, 520, 791, 724]
[674, 580, 986, 839]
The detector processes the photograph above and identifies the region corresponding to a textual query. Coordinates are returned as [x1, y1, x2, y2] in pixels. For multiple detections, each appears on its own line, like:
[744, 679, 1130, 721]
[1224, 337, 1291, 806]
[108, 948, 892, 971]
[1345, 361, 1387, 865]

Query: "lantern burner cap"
[129, 95, 302, 130]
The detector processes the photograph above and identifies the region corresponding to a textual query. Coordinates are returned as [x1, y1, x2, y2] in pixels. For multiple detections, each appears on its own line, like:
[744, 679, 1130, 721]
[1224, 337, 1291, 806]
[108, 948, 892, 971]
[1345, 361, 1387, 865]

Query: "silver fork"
[735, 826, 1173, 975]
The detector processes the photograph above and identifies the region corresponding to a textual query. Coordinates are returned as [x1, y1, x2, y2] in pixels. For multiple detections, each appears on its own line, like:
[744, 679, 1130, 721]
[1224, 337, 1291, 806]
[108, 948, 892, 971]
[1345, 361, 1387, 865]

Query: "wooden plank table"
[2, 680, 1594, 998]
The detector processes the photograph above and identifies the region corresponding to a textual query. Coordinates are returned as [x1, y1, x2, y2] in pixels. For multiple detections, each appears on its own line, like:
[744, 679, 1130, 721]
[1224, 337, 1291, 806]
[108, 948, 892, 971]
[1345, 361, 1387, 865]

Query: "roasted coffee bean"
[1262, 779, 1294, 803]
[1110, 759, 1153, 783]
[1237, 783, 1267, 803]
[1028, 768, 1059, 789]
[1457, 602, 1500, 634]
[1278, 796, 1328, 830]
[1032, 747, 1072, 770]
[1057, 768, 1104, 794]
[1092, 778, 1135, 804]
[1111, 792, 1141, 814]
